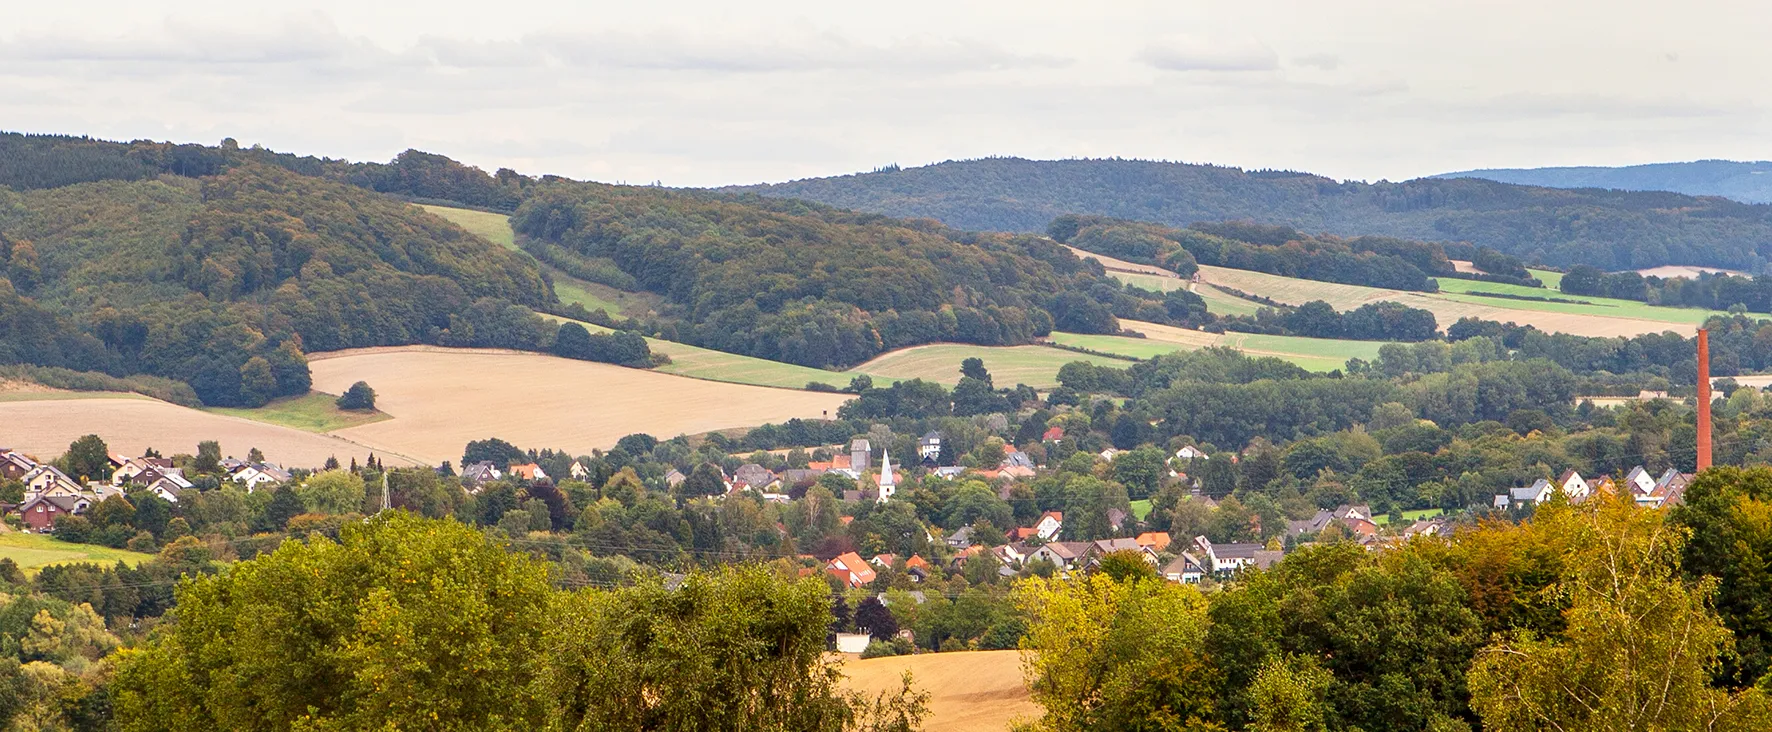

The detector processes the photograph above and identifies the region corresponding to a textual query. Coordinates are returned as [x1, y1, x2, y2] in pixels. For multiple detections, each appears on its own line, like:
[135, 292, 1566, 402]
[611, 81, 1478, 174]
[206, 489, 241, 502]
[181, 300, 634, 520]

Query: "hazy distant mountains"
[728, 157, 1772, 271]
[1435, 160, 1772, 204]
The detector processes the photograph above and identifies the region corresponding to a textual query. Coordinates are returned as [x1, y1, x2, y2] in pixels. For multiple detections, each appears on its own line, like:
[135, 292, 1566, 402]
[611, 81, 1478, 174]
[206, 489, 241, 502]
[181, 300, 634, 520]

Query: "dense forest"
[0, 144, 648, 406]
[507, 182, 1158, 368]
[1050, 214, 1455, 291]
[1436, 159, 1772, 204]
[729, 157, 1772, 272]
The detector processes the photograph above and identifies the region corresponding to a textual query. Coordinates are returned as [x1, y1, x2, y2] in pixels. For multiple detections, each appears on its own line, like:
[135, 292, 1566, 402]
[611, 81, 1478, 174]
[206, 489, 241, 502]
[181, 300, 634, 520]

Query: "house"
[1403, 517, 1450, 540]
[219, 458, 248, 473]
[232, 464, 292, 492]
[1161, 552, 1209, 584]
[1042, 426, 1065, 442]
[904, 555, 930, 575]
[918, 431, 942, 462]
[1001, 450, 1036, 470]
[1135, 532, 1172, 552]
[111, 457, 174, 486]
[1510, 479, 1556, 506]
[1089, 538, 1159, 565]
[876, 450, 897, 502]
[460, 461, 503, 489]
[143, 476, 188, 504]
[1623, 466, 1657, 496]
[1192, 536, 1279, 575]
[0, 449, 36, 480]
[946, 526, 975, 549]
[1007, 526, 1039, 542]
[1029, 541, 1092, 571]
[733, 464, 775, 490]
[833, 633, 872, 654]
[1286, 505, 1377, 539]
[23, 466, 82, 498]
[569, 461, 591, 481]
[850, 439, 873, 474]
[1556, 470, 1592, 502]
[508, 463, 548, 482]
[665, 469, 687, 488]
[1106, 508, 1129, 532]
[826, 552, 877, 588]
[1099, 448, 1121, 462]
[1638, 469, 1693, 509]
[16, 494, 91, 532]
[1033, 511, 1063, 541]
[870, 553, 899, 568]
[1174, 445, 1207, 461]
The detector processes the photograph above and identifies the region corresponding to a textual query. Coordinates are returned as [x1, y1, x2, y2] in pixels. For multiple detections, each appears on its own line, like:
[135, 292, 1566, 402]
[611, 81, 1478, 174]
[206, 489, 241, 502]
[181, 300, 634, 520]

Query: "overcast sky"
[4, 1, 1769, 187]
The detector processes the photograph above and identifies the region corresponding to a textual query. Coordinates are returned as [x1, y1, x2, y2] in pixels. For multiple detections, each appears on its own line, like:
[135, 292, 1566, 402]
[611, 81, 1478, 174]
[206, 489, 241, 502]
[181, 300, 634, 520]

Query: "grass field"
[1199, 265, 1691, 338]
[0, 395, 401, 469]
[1373, 508, 1444, 526]
[1130, 499, 1152, 521]
[848, 344, 1124, 388]
[1528, 268, 1564, 289]
[1057, 321, 1388, 372]
[840, 650, 1037, 732]
[0, 532, 156, 572]
[418, 204, 516, 249]
[307, 347, 851, 463]
[207, 391, 390, 433]
[543, 314, 876, 390]
[1432, 276, 1721, 324]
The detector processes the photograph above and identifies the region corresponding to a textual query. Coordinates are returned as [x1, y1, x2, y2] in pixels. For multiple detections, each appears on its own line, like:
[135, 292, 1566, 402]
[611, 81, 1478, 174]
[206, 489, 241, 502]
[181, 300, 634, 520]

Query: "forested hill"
[725, 157, 1772, 272]
[510, 182, 1154, 368]
[0, 157, 554, 407]
[1434, 159, 1772, 204]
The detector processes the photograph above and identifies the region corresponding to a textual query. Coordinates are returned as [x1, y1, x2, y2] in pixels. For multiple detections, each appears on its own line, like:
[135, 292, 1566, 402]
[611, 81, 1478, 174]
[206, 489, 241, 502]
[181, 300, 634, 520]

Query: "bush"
[861, 637, 915, 659]
[335, 381, 376, 410]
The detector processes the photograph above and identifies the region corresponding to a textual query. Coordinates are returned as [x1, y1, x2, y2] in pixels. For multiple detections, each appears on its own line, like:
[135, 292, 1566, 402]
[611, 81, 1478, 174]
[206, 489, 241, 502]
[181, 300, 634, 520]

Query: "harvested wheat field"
[0, 395, 396, 468]
[849, 344, 1121, 388]
[1636, 265, 1752, 279]
[841, 650, 1038, 732]
[308, 347, 850, 463]
[1198, 265, 1691, 338]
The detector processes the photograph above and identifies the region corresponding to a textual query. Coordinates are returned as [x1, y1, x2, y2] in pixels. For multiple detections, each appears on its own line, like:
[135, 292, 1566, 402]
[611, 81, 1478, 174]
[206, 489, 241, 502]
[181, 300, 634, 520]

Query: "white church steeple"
[878, 449, 896, 502]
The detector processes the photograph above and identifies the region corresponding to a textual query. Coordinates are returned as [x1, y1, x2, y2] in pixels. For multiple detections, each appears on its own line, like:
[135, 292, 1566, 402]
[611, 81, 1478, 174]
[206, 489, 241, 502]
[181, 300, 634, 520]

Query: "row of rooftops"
[2, 448, 296, 531]
[1495, 467, 1692, 510]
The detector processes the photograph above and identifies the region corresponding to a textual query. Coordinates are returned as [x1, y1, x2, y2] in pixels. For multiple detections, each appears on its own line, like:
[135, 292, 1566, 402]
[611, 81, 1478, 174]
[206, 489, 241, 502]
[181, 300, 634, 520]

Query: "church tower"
[878, 449, 896, 502]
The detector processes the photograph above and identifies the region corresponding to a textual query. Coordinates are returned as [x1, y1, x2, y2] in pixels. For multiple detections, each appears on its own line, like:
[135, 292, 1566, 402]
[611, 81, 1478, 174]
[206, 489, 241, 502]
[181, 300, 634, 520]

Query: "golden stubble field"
[840, 650, 1038, 732]
[0, 396, 398, 468]
[1198, 265, 1690, 338]
[308, 347, 851, 464]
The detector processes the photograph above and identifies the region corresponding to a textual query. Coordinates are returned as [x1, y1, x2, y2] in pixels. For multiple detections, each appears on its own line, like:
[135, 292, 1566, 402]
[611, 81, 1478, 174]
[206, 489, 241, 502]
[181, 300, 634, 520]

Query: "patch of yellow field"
[0, 396, 399, 468]
[307, 347, 851, 464]
[1064, 246, 1176, 277]
[840, 650, 1039, 732]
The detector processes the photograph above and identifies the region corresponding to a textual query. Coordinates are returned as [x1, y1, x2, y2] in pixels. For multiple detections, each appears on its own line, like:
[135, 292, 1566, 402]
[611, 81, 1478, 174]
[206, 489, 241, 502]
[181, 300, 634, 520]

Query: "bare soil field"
[1198, 265, 1691, 338]
[840, 650, 1038, 732]
[1450, 260, 1482, 274]
[307, 347, 850, 463]
[0, 395, 394, 468]
[1636, 265, 1753, 279]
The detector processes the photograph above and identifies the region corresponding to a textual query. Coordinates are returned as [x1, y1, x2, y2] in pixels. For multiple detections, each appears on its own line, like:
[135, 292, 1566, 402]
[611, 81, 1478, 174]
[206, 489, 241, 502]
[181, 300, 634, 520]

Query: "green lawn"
[1053, 331, 1385, 373]
[1373, 508, 1444, 526]
[208, 391, 391, 433]
[0, 532, 157, 572]
[1434, 274, 1723, 325]
[1130, 499, 1152, 521]
[418, 204, 516, 249]
[542, 314, 882, 390]
[1109, 273, 1266, 317]
[850, 344, 1123, 388]
[1528, 268, 1564, 289]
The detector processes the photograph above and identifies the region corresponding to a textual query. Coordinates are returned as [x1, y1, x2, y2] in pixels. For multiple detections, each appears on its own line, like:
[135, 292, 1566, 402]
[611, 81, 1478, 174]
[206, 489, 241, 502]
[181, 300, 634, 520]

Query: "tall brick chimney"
[1698, 328, 1712, 471]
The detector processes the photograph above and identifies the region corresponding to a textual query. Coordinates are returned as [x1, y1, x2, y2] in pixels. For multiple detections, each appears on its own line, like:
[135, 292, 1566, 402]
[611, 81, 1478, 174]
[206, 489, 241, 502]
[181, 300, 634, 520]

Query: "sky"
[4, 0, 1770, 187]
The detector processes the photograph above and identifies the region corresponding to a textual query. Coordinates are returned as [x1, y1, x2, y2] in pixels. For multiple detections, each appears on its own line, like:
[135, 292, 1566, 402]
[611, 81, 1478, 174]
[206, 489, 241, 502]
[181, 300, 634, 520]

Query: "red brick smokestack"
[1698, 328, 1712, 471]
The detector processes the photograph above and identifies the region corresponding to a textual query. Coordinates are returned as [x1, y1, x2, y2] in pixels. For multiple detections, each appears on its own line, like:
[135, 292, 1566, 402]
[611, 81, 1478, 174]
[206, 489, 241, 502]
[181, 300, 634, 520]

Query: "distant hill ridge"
[1434, 160, 1772, 204]
[725, 157, 1772, 272]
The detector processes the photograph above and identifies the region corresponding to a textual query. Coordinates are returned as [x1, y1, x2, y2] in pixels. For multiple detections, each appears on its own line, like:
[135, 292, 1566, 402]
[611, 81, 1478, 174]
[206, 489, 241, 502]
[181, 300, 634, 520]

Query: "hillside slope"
[1436, 160, 1772, 204]
[726, 157, 1772, 271]
[0, 162, 553, 406]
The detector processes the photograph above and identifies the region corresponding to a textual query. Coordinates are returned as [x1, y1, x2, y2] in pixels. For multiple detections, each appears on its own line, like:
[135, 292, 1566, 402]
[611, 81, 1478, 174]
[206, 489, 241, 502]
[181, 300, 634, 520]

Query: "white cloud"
[1136, 34, 1277, 72]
